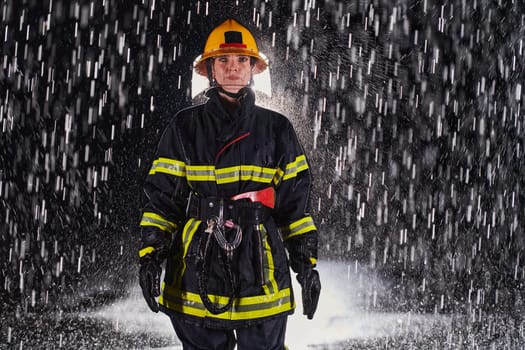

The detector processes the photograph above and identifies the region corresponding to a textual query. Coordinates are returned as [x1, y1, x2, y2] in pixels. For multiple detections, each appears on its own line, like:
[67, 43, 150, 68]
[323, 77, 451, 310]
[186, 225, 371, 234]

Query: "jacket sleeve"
[273, 117, 318, 275]
[139, 117, 190, 260]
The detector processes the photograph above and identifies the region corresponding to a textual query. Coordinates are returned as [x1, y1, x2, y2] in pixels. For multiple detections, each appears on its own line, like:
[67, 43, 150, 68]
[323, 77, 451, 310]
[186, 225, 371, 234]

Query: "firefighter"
[138, 18, 321, 349]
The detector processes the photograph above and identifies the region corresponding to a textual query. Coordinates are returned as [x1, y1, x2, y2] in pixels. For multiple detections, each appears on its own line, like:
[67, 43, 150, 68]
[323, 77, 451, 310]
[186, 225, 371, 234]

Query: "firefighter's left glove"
[297, 268, 321, 319]
[139, 254, 162, 313]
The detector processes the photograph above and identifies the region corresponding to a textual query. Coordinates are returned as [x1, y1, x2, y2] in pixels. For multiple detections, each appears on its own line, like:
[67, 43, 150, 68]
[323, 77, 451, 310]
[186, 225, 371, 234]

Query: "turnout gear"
[194, 19, 268, 77]
[187, 189, 275, 315]
[140, 12, 320, 325]
[139, 87, 319, 328]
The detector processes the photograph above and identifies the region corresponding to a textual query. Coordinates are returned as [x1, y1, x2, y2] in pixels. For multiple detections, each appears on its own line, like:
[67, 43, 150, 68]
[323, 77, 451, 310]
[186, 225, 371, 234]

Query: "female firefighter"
[138, 18, 321, 349]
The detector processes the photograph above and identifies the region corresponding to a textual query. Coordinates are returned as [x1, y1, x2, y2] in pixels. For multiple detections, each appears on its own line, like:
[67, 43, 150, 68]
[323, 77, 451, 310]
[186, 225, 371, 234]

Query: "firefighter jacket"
[139, 87, 318, 329]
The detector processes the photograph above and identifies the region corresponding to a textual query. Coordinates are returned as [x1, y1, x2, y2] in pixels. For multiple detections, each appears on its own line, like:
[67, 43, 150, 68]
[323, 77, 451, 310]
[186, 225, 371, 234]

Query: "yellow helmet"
[194, 19, 268, 77]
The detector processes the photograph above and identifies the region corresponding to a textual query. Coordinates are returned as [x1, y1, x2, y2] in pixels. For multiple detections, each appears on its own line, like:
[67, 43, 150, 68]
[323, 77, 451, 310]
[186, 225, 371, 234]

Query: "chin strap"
[217, 86, 246, 99]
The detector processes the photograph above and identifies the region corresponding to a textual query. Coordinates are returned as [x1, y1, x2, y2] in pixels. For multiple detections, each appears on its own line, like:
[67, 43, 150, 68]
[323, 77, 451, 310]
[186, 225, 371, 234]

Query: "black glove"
[297, 269, 321, 319]
[139, 255, 162, 313]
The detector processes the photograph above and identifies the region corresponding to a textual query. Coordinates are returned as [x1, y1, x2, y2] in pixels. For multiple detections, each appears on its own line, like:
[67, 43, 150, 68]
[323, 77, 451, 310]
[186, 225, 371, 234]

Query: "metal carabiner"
[205, 217, 218, 234]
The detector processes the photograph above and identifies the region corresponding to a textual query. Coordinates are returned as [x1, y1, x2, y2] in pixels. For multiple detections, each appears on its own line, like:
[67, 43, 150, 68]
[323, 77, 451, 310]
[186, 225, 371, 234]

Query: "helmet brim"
[194, 50, 268, 77]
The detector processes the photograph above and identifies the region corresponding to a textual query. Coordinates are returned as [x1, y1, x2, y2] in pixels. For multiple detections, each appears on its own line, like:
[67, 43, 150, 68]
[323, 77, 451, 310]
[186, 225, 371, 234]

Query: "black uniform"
[139, 88, 318, 330]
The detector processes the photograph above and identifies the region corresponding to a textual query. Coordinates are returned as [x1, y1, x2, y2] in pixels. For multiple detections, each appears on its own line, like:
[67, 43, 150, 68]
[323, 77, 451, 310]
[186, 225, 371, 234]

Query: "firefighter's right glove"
[297, 268, 321, 319]
[139, 254, 162, 313]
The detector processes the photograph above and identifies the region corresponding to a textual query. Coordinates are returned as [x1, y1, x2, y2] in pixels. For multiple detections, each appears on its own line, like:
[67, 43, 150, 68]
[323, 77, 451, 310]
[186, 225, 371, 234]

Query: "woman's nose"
[228, 60, 238, 71]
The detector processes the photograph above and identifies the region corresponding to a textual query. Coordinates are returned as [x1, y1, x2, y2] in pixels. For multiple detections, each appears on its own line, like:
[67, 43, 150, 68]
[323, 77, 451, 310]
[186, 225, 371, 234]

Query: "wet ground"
[3, 307, 524, 349]
[2, 261, 524, 349]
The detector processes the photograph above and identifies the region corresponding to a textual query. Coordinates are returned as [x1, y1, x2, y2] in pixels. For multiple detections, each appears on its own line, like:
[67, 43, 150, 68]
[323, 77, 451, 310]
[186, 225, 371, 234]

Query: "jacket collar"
[204, 87, 256, 120]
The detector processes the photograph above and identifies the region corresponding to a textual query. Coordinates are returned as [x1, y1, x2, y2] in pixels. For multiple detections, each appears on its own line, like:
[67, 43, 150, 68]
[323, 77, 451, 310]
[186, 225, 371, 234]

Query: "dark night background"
[1, 0, 525, 348]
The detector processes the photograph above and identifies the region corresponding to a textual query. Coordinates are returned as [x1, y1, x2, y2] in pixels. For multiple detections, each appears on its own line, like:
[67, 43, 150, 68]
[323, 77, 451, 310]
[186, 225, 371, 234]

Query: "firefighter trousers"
[170, 315, 288, 350]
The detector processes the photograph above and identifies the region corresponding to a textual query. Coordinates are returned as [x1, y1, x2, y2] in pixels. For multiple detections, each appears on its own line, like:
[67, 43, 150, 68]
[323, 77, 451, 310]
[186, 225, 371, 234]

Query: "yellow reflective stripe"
[216, 165, 276, 184]
[260, 225, 278, 295]
[273, 167, 285, 186]
[149, 157, 186, 176]
[139, 246, 154, 257]
[182, 219, 201, 258]
[140, 212, 177, 232]
[186, 165, 215, 181]
[282, 155, 308, 180]
[186, 165, 277, 184]
[174, 218, 201, 287]
[309, 257, 317, 266]
[160, 286, 294, 320]
[281, 216, 317, 240]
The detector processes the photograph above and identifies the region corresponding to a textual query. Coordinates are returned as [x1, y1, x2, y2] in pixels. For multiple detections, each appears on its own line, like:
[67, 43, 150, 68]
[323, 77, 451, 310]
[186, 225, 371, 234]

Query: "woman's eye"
[218, 57, 228, 63]
[239, 57, 249, 63]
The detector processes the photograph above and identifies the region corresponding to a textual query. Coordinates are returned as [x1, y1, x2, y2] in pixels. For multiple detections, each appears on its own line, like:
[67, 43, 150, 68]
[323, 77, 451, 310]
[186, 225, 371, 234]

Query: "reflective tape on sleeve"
[280, 216, 317, 240]
[282, 155, 309, 181]
[139, 246, 155, 257]
[148, 157, 186, 177]
[140, 212, 178, 232]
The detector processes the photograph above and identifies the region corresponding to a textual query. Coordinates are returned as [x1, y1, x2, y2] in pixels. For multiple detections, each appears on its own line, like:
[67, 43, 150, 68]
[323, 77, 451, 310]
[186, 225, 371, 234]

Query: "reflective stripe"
[280, 216, 317, 240]
[273, 168, 285, 186]
[260, 224, 277, 295]
[186, 165, 216, 181]
[174, 218, 202, 288]
[147, 156, 307, 184]
[186, 165, 277, 184]
[148, 160, 280, 185]
[140, 212, 177, 232]
[160, 285, 294, 320]
[273, 154, 308, 184]
[216, 165, 276, 184]
[282, 155, 308, 180]
[139, 246, 154, 257]
[149, 157, 186, 176]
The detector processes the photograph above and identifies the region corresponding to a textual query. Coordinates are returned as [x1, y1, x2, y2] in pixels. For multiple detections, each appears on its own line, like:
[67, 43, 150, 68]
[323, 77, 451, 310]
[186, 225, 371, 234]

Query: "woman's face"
[212, 55, 253, 93]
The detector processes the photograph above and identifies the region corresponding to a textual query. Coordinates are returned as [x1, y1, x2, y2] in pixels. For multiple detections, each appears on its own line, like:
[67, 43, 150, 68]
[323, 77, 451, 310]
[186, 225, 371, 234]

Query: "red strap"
[215, 132, 251, 163]
[220, 43, 247, 48]
[230, 187, 275, 209]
